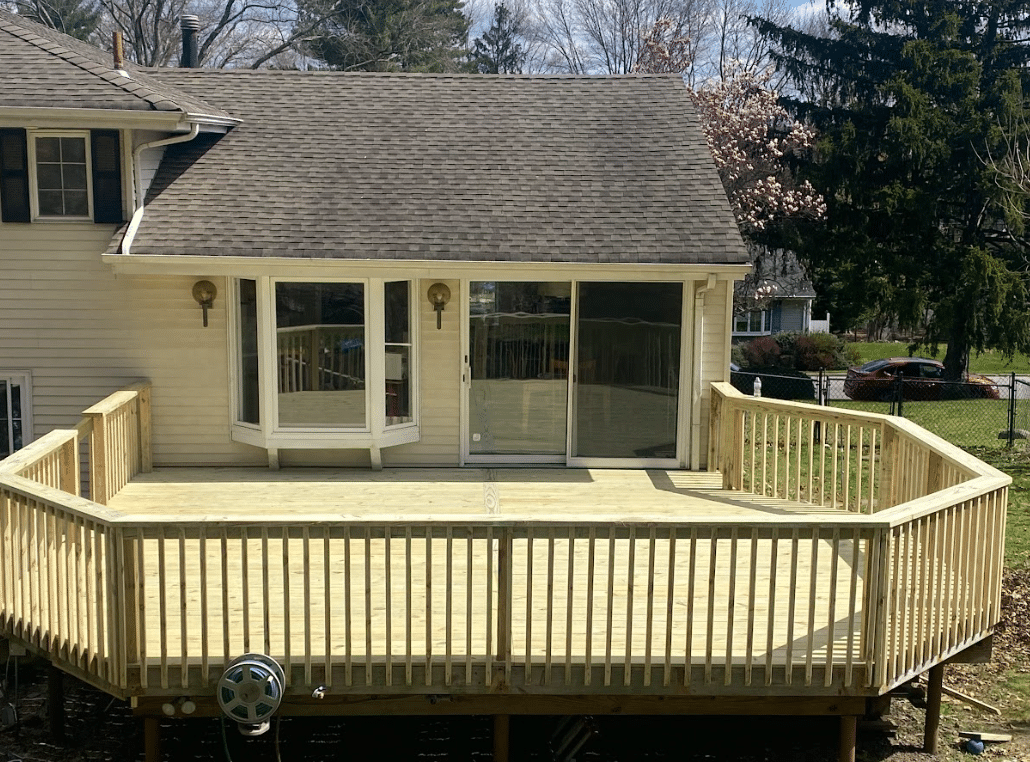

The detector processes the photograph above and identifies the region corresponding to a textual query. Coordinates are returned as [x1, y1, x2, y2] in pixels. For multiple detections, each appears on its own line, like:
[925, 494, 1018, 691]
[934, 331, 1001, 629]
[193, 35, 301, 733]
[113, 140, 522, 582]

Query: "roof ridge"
[0, 9, 227, 116]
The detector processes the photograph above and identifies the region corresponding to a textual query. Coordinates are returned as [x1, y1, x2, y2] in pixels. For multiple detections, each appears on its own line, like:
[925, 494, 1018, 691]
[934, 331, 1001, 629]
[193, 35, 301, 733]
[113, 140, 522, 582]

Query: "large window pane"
[468, 282, 570, 456]
[237, 279, 260, 425]
[385, 281, 412, 425]
[276, 282, 365, 428]
[574, 282, 682, 459]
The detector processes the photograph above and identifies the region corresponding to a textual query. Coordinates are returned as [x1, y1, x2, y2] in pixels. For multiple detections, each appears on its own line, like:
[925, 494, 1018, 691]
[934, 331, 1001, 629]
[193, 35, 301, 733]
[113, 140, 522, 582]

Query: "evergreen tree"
[295, 0, 469, 71]
[13, 0, 100, 41]
[470, 3, 524, 74]
[755, 0, 1030, 378]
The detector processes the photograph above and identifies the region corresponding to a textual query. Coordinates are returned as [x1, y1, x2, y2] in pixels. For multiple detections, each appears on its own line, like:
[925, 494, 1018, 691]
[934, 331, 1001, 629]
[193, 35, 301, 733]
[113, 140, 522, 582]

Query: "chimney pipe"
[180, 15, 200, 68]
[112, 30, 125, 71]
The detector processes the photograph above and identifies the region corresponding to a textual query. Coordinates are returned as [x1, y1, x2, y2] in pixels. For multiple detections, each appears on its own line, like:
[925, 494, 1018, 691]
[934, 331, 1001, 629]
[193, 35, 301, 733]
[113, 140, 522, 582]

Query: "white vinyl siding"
[0, 223, 263, 466]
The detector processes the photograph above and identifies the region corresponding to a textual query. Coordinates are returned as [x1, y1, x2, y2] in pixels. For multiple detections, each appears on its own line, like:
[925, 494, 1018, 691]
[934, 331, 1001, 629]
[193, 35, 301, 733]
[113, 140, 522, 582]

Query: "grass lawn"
[972, 446, 1030, 569]
[848, 341, 1030, 374]
[835, 398, 1013, 449]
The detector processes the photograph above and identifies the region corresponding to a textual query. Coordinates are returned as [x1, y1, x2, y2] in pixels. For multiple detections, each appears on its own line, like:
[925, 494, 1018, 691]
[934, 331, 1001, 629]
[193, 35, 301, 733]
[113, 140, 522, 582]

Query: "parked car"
[730, 363, 816, 401]
[843, 358, 999, 401]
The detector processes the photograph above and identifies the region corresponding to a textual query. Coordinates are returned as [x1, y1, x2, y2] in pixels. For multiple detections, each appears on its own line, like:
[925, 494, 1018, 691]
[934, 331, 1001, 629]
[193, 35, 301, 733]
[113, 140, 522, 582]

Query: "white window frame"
[0, 371, 33, 459]
[229, 277, 419, 451]
[733, 309, 769, 336]
[27, 130, 93, 221]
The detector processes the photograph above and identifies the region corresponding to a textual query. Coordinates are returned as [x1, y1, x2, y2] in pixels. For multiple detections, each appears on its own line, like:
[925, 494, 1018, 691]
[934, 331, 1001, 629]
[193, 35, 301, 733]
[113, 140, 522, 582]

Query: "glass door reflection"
[467, 282, 571, 457]
[573, 282, 682, 460]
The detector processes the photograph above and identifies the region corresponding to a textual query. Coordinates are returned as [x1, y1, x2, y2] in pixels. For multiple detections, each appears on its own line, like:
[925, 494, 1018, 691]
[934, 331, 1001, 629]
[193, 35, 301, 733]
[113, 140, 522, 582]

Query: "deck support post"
[493, 714, 510, 762]
[47, 664, 64, 742]
[838, 715, 857, 762]
[924, 663, 945, 753]
[144, 717, 161, 762]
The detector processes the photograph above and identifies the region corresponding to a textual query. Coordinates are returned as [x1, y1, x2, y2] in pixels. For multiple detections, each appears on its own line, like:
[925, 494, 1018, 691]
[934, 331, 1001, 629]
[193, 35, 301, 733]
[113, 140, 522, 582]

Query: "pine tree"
[470, 3, 525, 74]
[296, 0, 470, 72]
[14, 0, 100, 41]
[755, 1, 1030, 377]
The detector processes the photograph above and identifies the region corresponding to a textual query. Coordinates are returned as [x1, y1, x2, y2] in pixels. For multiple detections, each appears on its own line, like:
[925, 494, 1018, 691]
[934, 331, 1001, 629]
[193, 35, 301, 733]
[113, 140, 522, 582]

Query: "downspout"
[121, 123, 200, 255]
[690, 274, 717, 470]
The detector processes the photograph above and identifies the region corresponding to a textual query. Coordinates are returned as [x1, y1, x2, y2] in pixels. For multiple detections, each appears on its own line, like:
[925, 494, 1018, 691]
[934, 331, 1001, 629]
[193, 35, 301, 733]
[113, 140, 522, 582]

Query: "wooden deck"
[0, 382, 1009, 727]
[104, 468, 867, 696]
[107, 467, 844, 521]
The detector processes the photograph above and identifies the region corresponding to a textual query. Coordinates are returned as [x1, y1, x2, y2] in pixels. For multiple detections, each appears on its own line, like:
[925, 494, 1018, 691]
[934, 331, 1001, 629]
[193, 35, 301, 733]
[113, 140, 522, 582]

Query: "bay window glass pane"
[237, 279, 260, 425]
[384, 281, 410, 344]
[384, 281, 412, 426]
[574, 282, 681, 459]
[385, 346, 411, 424]
[276, 282, 365, 428]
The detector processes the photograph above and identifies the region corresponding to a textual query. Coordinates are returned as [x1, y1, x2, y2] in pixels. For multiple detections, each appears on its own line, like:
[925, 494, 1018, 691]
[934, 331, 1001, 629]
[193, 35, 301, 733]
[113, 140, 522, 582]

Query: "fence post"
[1009, 372, 1017, 449]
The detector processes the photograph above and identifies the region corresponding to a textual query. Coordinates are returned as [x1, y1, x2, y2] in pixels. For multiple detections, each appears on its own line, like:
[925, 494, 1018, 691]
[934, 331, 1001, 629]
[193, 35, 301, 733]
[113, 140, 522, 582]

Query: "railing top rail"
[0, 429, 78, 475]
[710, 382, 1000, 481]
[0, 472, 126, 523]
[875, 473, 1011, 527]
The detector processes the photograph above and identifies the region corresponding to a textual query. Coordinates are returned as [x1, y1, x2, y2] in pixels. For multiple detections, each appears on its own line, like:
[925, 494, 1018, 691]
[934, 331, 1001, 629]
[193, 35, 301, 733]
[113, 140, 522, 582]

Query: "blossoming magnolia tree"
[635, 19, 826, 313]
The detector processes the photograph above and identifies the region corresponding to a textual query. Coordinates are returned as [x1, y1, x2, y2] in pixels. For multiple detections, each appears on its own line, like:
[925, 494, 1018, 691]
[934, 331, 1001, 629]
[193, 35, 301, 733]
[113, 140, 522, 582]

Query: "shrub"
[738, 332, 856, 371]
[739, 335, 781, 367]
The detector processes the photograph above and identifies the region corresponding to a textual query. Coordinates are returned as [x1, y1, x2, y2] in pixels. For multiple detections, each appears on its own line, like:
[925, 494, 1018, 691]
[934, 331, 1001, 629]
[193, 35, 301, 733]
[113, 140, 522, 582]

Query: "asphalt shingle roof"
[127, 71, 749, 265]
[0, 9, 227, 117]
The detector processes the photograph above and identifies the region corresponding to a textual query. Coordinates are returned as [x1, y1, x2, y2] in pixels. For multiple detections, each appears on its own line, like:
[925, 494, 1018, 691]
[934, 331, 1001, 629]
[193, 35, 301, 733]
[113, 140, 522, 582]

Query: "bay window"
[232, 278, 417, 449]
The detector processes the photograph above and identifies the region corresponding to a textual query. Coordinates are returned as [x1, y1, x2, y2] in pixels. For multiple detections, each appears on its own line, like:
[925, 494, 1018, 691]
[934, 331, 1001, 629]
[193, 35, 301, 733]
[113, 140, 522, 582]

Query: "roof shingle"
[0, 9, 228, 118]
[131, 71, 749, 266]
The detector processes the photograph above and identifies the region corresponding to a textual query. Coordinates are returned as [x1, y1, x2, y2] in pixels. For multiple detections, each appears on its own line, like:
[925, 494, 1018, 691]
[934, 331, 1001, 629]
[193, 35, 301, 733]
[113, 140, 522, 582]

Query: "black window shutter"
[0, 129, 30, 223]
[91, 130, 124, 224]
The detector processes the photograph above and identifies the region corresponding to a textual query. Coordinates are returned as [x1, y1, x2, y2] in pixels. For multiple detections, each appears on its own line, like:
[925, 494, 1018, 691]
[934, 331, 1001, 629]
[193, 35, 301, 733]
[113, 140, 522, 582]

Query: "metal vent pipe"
[180, 15, 200, 68]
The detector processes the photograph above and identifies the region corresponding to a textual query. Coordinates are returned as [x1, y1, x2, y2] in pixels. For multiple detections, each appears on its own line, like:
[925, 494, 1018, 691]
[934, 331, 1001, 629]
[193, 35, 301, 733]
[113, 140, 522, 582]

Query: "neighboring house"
[0, 13, 1007, 762]
[732, 249, 829, 338]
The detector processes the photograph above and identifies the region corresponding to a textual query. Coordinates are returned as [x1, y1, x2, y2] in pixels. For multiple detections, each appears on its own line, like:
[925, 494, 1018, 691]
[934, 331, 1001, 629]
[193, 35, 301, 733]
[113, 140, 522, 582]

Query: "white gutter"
[690, 273, 717, 471]
[122, 123, 200, 256]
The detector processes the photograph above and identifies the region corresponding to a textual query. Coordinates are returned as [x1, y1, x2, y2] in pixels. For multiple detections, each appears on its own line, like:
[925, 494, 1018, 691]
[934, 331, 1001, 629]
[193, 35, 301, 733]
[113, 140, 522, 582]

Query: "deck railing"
[709, 382, 1008, 689]
[0, 382, 1009, 701]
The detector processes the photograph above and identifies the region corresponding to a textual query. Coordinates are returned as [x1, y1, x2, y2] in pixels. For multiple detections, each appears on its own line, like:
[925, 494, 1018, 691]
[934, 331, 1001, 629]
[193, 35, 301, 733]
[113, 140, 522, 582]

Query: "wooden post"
[495, 529, 513, 686]
[136, 384, 152, 474]
[122, 532, 140, 685]
[88, 411, 108, 505]
[924, 662, 945, 753]
[493, 714, 510, 762]
[838, 715, 857, 762]
[144, 717, 161, 762]
[59, 436, 80, 497]
[47, 663, 65, 742]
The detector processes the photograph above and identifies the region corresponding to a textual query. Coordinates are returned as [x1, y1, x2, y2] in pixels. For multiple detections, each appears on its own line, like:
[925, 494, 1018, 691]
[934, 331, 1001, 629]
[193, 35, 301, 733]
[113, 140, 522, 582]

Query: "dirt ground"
[1, 569, 1027, 762]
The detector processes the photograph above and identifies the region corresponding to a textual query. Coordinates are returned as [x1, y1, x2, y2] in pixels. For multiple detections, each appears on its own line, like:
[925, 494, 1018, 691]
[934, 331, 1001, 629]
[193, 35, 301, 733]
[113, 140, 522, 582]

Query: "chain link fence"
[730, 368, 1026, 450]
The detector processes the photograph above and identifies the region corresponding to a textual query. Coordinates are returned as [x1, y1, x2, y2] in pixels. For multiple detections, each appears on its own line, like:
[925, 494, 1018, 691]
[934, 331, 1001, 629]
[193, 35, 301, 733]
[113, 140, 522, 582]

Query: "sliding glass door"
[465, 281, 683, 464]
[572, 282, 682, 460]
[467, 282, 571, 459]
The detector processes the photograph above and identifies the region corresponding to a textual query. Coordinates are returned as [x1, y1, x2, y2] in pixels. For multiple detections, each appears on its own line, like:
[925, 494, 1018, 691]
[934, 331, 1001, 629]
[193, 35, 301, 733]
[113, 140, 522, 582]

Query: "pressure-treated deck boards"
[106, 468, 867, 689]
[108, 467, 845, 521]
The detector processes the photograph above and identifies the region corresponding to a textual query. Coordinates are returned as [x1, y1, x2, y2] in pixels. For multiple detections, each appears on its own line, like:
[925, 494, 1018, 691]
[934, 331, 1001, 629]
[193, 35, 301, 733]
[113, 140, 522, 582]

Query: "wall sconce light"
[427, 283, 451, 329]
[192, 280, 217, 327]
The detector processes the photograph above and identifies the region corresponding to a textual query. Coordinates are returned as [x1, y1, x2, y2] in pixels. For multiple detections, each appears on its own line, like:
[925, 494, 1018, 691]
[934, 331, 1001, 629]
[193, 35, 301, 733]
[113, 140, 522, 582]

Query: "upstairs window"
[0, 128, 123, 224]
[33, 134, 90, 218]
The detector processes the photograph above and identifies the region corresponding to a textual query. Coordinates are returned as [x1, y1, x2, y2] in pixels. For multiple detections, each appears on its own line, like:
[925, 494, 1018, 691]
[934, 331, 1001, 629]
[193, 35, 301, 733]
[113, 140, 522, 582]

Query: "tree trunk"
[943, 328, 968, 381]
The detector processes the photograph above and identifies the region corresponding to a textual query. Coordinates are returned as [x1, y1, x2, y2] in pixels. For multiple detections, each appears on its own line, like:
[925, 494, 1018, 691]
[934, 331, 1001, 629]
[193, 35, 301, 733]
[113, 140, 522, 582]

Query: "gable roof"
[122, 71, 749, 265]
[0, 9, 228, 119]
